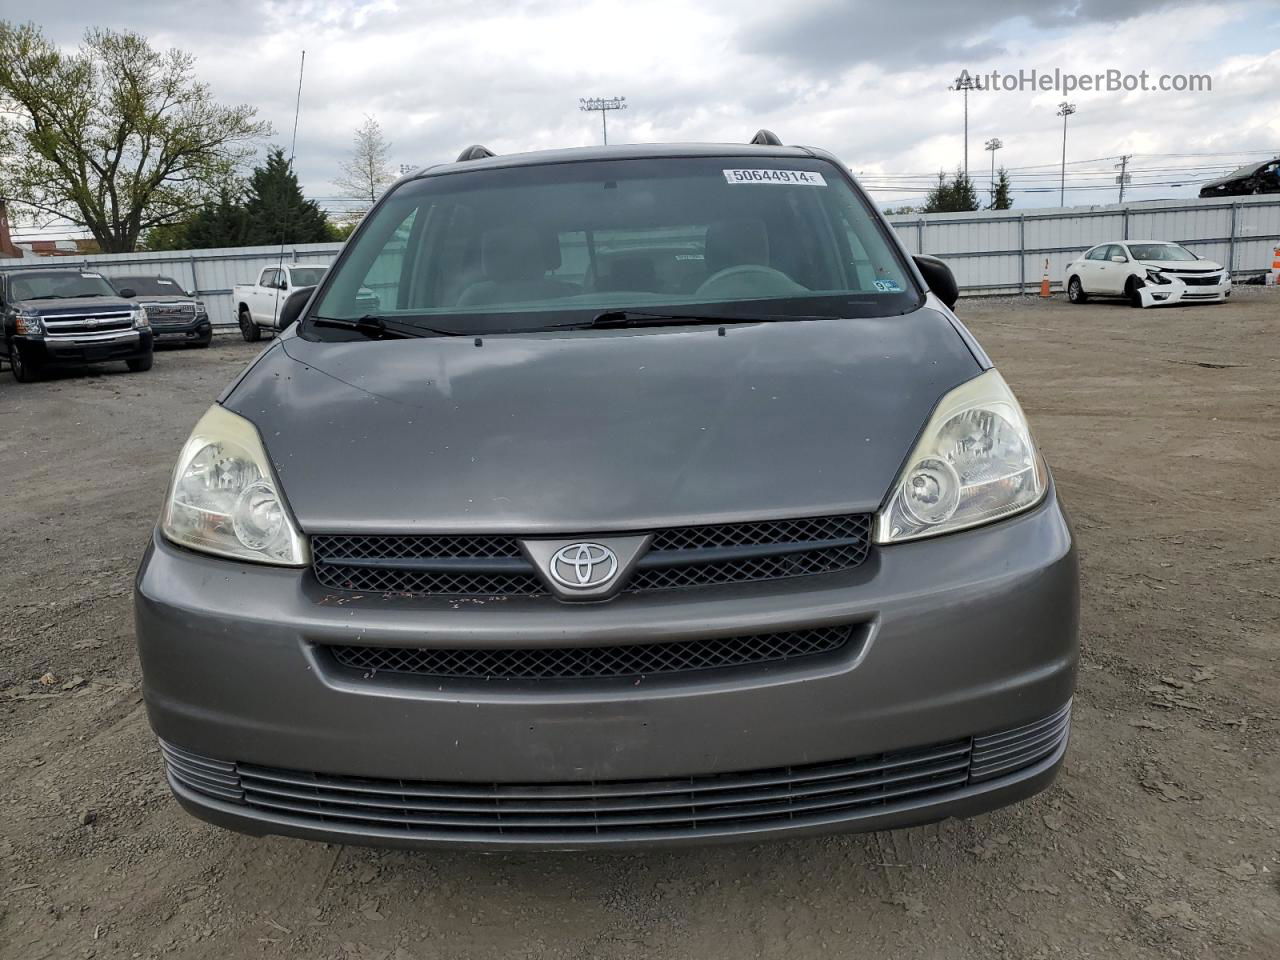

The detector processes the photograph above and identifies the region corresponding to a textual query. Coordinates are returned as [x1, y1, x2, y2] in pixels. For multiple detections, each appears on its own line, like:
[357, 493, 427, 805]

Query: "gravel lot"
[2, 290, 1277, 959]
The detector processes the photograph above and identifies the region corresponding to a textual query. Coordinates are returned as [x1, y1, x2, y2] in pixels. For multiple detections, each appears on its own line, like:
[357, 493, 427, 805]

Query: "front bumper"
[152, 317, 212, 342]
[135, 490, 1078, 849]
[1137, 276, 1231, 306]
[22, 330, 154, 366]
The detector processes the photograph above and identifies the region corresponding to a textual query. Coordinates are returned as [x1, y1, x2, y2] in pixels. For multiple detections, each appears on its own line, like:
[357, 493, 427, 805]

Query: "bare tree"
[334, 116, 396, 221]
[0, 22, 270, 252]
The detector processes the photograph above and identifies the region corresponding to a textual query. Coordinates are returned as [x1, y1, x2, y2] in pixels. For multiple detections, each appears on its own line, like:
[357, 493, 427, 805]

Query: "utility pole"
[578, 96, 627, 145]
[1115, 154, 1132, 203]
[949, 73, 978, 177]
[1056, 102, 1077, 207]
[985, 138, 1003, 202]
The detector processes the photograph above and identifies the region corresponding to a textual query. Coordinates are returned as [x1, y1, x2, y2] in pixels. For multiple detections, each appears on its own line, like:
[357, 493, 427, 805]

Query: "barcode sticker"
[723, 169, 827, 186]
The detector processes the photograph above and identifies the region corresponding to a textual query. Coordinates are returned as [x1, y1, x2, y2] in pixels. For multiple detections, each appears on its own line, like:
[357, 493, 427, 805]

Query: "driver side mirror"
[118, 287, 137, 299]
[913, 255, 959, 310]
[1110, 255, 1127, 263]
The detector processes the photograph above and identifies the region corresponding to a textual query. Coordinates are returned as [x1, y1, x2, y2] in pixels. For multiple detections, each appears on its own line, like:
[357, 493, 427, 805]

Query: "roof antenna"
[750, 129, 783, 146]
[273, 50, 306, 328]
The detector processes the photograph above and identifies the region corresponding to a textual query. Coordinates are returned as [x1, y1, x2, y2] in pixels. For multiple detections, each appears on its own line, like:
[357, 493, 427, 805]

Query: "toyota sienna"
[135, 133, 1078, 849]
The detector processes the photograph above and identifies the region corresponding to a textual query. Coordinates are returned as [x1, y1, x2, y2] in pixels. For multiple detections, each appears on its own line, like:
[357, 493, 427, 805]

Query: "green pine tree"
[923, 169, 979, 213]
[988, 167, 1013, 210]
[244, 147, 334, 245]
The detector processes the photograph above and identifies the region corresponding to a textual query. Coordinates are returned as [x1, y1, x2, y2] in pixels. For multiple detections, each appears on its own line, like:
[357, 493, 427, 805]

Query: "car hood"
[223, 308, 983, 533]
[131, 294, 195, 304]
[17, 296, 136, 315]
[1139, 259, 1223, 271]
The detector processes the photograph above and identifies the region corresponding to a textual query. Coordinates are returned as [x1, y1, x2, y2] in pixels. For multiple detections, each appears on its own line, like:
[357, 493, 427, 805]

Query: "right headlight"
[161, 405, 309, 566]
[876, 369, 1047, 544]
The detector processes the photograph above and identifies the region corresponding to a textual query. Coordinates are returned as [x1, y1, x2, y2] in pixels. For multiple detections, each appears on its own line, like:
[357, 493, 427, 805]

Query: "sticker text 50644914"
[723, 169, 827, 186]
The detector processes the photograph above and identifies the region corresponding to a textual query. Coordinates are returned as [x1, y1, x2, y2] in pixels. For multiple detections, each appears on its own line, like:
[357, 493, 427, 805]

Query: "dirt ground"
[1, 289, 1277, 960]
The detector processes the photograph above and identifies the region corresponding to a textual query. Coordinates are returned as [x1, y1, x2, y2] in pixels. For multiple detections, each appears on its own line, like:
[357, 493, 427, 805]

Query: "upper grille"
[1176, 274, 1221, 286]
[158, 701, 1070, 844]
[327, 624, 854, 682]
[147, 302, 197, 324]
[311, 514, 872, 599]
[42, 311, 134, 340]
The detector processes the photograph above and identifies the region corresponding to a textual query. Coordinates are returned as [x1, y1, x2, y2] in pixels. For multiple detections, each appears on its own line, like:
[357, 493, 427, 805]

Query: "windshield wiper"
[587, 309, 835, 329]
[308, 315, 464, 339]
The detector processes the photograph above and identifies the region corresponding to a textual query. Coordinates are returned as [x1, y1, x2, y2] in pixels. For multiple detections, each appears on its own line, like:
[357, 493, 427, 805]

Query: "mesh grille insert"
[327, 625, 854, 681]
[311, 514, 872, 599]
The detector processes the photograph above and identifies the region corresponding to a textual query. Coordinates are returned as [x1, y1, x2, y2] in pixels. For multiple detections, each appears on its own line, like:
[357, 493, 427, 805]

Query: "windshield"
[10, 271, 118, 301]
[113, 276, 186, 296]
[289, 267, 326, 287]
[311, 156, 919, 335]
[1128, 243, 1197, 262]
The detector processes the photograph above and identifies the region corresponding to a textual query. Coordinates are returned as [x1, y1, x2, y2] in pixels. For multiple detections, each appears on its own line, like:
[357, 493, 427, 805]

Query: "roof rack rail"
[750, 129, 783, 146]
[456, 145, 497, 162]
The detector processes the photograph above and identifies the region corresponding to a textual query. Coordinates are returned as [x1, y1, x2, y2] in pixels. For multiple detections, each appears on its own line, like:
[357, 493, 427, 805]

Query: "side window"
[1085, 246, 1107, 261]
[260, 268, 276, 287]
[1107, 245, 1127, 262]
[355, 208, 418, 312]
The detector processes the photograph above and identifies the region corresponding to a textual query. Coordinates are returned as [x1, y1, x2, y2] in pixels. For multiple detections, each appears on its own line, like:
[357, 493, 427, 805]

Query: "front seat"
[455, 226, 578, 307]
[703, 219, 771, 275]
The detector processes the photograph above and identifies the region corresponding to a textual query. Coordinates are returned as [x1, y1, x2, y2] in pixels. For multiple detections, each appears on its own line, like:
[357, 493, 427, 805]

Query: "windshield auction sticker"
[723, 169, 827, 186]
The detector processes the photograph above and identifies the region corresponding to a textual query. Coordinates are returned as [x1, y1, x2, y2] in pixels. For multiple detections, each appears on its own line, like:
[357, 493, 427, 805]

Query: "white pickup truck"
[232, 265, 327, 341]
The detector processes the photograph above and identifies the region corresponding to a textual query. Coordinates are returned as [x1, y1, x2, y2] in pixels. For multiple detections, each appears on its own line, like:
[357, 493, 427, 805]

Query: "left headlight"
[132, 305, 150, 329]
[161, 405, 309, 566]
[15, 310, 44, 335]
[875, 369, 1047, 544]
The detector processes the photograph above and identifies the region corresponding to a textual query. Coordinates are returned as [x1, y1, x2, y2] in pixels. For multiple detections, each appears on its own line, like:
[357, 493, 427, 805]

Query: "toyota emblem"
[549, 542, 619, 589]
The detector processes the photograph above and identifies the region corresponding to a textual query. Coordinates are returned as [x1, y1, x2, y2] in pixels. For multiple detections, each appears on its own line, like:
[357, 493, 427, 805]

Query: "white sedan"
[1064, 241, 1231, 307]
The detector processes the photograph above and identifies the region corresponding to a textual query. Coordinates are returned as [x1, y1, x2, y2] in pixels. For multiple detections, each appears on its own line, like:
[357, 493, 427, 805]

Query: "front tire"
[1067, 276, 1088, 304]
[1125, 278, 1144, 308]
[127, 354, 154, 373]
[239, 308, 261, 342]
[9, 342, 41, 383]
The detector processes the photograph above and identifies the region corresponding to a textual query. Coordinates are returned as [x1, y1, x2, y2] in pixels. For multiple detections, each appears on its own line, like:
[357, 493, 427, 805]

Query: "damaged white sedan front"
[1064, 241, 1231, 307]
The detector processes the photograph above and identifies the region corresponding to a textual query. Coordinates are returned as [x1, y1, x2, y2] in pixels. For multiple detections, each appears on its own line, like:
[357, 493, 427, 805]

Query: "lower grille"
[1177, 274, 1222, 286]
[160, 701, 1069, 842]
[327, 624, 855, 681]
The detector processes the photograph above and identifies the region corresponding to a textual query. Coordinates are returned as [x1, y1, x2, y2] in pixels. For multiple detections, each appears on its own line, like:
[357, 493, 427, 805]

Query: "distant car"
[0, 268, 153, 383]
[1198, 158, 1280, 199]
[1064, 241, 1230, 308]
[109, 275, 211, 348]
[232, 265, 328, 342]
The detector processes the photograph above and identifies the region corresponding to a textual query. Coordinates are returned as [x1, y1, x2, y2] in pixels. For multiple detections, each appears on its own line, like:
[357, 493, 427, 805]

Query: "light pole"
[1056, 102, 1076, 207]
[949, 72, 978, 177]
[984, 137, 1003, 204]
[578, 96, 627, 145]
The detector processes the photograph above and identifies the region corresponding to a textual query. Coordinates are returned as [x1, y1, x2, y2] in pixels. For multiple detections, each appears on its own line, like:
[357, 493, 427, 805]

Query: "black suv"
[0, 268, 154, 382]
[110, 275, 212, 348]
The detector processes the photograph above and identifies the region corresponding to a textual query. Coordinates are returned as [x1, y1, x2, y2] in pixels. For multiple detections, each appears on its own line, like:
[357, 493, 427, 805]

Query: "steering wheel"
[694, 264, 805, 299]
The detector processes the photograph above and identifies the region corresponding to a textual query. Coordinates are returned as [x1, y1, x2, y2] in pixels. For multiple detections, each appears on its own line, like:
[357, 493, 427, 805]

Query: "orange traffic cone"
[1039, 258, 1051, 298]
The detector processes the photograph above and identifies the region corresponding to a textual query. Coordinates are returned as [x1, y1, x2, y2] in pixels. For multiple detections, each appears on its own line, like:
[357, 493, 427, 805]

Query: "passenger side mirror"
[1110, 255, 1126, 263]
[118, 287, 136, 299]
[912, 255, 959, 310]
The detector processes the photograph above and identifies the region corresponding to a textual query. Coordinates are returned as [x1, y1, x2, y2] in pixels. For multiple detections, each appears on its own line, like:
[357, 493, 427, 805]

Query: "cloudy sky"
[19, 0, 1280, 225]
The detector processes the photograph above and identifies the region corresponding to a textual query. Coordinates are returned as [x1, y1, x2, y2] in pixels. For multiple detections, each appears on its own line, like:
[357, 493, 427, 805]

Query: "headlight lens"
[876, 369, 1046, 544]
[161, 405, 308, 565]
[194, 300, 208, 318]
[132, 305, 150, 329]
[1145, 268, 1169, 285]
[15, 311, 44, 335]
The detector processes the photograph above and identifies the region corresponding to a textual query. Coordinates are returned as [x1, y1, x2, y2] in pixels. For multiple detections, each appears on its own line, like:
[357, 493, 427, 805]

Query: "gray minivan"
[135, 134, 1077, 850]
